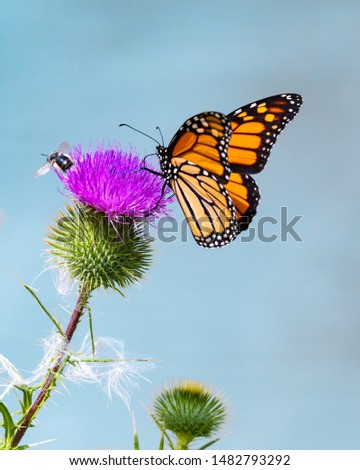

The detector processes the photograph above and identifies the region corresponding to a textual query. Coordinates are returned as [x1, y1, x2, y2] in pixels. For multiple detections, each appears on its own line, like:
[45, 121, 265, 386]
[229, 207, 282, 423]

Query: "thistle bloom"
[46, 142, 174, 293]
[58, 143, 172, 220]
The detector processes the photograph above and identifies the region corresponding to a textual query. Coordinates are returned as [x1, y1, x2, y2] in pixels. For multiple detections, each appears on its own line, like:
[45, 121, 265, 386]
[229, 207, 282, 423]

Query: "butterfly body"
[156, 93, 302, 248]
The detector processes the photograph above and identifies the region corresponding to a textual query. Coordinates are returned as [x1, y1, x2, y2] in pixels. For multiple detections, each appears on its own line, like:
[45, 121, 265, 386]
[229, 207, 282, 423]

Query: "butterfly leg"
[151, 181, 168, 212]
[131, 156, 162, 176]
[141, 180, 169, 217]
[132, 166, 169, 216]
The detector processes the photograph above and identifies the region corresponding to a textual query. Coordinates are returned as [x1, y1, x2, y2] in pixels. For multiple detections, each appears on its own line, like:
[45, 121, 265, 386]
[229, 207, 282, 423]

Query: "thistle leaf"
[22, 284, 64, 336]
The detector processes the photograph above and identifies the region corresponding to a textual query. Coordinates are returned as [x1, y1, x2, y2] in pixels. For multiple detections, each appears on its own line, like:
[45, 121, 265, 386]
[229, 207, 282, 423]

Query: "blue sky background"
[1, 1, 360, 450]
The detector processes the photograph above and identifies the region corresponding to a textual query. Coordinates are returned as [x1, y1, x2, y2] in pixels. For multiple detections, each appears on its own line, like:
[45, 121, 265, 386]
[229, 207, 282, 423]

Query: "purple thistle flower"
[58, 143, 172, 220]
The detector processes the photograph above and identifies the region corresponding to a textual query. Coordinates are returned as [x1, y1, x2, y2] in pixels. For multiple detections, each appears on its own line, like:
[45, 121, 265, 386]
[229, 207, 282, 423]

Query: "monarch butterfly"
[156, 93, 302, 248]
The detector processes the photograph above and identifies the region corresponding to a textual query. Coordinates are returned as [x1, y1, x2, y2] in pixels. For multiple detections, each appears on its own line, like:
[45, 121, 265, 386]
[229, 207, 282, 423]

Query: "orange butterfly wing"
[166, 112, 231, 183]
[227, 93, 302, 174]
[168, 162, 260, 247]
[224, 173, 260, 234]
[169, 160, 237, 247]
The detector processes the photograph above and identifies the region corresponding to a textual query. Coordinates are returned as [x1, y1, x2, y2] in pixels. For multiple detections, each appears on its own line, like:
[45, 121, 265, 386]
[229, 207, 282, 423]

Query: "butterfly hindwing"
[170, 160, 238, 248]
[165, 111, 232, 184]
[224, 173, 260, 234]
[227, 93, 302, 174]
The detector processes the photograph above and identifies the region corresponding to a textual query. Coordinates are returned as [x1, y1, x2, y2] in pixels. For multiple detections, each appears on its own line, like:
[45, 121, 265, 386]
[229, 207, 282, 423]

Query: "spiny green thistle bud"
[46, 203, 152, 294]
[152, 380, 227, 449]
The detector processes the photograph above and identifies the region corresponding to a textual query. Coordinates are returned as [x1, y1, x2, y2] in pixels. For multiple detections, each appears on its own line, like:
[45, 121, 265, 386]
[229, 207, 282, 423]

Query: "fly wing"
[34, 161, 51, 178]
[56, 141, 70, 154]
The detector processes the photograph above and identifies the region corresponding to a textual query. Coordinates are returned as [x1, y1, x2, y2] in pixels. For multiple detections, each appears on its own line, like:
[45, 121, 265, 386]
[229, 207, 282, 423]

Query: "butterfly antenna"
[119, 123, 160, 146]
[41, 153, 48, 157]
[156, 126, 164, 147]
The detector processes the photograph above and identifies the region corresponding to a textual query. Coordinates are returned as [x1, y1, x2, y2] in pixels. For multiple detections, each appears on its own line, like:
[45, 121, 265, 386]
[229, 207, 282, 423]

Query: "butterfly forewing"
[227, 93, 302, 174]
[167, 112, 232, 184]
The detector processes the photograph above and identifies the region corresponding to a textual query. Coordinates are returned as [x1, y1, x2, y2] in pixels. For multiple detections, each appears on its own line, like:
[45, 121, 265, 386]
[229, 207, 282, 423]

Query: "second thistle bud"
[152, 380, 227, 450]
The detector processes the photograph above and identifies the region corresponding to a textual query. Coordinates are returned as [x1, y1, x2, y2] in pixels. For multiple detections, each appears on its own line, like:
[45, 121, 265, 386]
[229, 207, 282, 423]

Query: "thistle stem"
[176, 434, 190, 450]
[10, 283, 91, 449]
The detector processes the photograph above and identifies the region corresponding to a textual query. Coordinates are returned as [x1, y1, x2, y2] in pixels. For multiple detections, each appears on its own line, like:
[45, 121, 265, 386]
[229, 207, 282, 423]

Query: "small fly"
[35, 141, 73, 177]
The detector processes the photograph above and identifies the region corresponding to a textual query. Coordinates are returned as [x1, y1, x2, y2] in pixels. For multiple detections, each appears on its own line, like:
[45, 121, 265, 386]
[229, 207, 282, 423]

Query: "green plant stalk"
[176, 434, 192, 450]
[10, 283, 91, 449]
